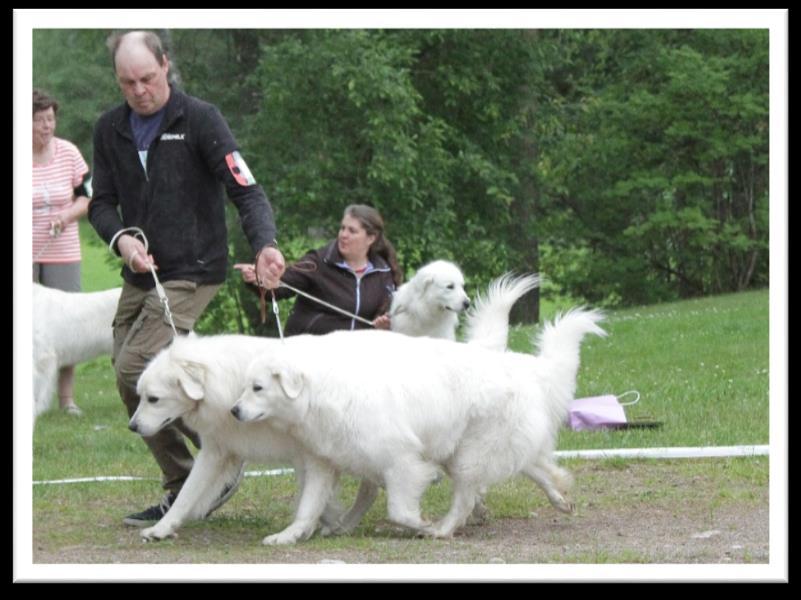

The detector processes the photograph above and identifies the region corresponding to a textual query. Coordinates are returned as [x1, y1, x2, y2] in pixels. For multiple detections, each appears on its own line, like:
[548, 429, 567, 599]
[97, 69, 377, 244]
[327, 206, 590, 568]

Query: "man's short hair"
[106, 30, 167, 70]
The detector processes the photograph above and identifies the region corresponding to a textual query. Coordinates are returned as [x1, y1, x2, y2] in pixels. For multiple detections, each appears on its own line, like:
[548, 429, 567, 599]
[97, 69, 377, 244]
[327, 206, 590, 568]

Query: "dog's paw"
[262, 530, 302, 545]
[318, 523, 347, 537]
[140, 525, 177, 542]
[467, 500, 490, 525]
[552, 497, 576, 515]
[420, 525, 455, 539]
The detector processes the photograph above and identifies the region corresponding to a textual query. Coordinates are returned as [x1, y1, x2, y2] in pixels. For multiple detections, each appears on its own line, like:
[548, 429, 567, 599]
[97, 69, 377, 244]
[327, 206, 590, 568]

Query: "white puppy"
[390, 260, 471, 339]
[33, 283, 121, 419]
[131, 333, 363, 545]
[233, 308, 605, 540]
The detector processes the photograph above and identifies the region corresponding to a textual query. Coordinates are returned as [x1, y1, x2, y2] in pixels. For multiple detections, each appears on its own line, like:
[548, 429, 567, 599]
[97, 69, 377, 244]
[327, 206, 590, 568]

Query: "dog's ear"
[274, 364, 304, 400]
[177, 360, 205, 401]
[390, 297, 405, 317]
[420, 273, 435, 293]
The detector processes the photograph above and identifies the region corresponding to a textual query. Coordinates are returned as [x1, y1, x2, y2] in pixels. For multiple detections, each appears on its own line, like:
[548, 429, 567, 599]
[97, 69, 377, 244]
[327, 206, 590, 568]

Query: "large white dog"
[232, 308, 606, 540]
[390, 260, 471, 339]
[33, 283, 121, 419]
[131, 333, 358, 544]
[361, 272, 542, 525]
[132, 273, 540, 544]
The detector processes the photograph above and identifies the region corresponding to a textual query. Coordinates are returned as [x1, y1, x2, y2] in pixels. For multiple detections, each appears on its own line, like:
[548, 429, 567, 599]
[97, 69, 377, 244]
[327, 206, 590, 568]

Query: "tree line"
[33, 28, 769, 329]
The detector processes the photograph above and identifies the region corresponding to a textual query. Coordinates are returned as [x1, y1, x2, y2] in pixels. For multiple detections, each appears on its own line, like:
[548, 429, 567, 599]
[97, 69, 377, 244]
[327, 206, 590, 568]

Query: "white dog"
[131, 333, 364, 545]
[133, 273, 540, 544]
[33, 283, 121, 418]
[233, 308, 605, 540]
[390, 260, 471, 339]
[351, 272, 542, 524]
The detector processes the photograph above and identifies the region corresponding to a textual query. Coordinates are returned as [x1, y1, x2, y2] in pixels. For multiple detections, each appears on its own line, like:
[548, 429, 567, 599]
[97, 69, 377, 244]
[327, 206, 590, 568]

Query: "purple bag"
[567, 391, 640, 431]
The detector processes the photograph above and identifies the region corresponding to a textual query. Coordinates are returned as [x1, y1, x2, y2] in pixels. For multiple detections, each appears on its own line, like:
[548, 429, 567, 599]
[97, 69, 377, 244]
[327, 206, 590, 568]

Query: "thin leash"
[271, 289, 285, 340]
[108, 227, 178, 337]
[278, 281, 375, 327]
[254, 264, 374, 339]
[255, 279, 286, 342]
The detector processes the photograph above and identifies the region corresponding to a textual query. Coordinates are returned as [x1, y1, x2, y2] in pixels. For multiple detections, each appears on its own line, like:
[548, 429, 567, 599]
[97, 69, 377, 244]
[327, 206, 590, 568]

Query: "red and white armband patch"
[225, 151, 257, 186]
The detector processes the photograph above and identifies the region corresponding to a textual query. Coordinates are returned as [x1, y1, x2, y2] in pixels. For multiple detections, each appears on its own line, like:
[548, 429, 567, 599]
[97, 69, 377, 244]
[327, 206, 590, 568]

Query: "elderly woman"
[32, 89, 93, 416]
[236, 204, 402, 335]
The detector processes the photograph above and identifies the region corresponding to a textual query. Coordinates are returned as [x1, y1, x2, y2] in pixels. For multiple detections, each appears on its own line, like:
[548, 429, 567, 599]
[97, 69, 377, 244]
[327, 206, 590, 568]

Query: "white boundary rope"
[33, 476, 157, 485]
[555, 445, 769, 460]
[32, 446, 768, 486]
[33, 468, 297, 486]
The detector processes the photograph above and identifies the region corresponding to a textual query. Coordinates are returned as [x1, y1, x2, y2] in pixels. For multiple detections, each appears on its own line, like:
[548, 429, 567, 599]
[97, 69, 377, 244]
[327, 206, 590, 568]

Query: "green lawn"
[544, 289, 768, 450]
[73, 217, 771, 451]
[37, 227, 770, 477]
[33, 286, 768, 478]
[78, 218, 121, 292]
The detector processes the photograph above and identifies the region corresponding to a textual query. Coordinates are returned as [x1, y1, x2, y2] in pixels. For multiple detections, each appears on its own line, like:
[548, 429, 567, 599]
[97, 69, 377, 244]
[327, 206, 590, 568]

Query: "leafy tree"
[534, 29, 768, 305]
[243, 29, 546, 325]
[31, 29, 770, 332]
[32, 29, 120, 167]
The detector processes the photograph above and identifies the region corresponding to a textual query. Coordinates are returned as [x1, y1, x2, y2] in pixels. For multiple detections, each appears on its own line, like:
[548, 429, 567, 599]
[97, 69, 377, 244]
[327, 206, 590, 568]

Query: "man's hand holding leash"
[116, 233, 157, 274]
[254, 245, 286, 289]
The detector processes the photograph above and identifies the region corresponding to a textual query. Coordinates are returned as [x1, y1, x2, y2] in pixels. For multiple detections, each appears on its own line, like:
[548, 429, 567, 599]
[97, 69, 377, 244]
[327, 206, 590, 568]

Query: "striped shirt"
[33, 138, 90, 263]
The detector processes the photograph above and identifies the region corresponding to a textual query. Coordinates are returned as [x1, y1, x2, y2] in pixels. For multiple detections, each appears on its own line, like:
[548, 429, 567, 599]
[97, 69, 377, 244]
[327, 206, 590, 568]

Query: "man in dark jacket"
[88, 30, 285, 527]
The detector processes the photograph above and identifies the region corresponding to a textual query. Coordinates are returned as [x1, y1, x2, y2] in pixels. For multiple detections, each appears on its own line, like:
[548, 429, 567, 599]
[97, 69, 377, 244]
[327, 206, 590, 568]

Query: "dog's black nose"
[128, 421, 138, 433]
[230, 405, 240, 419]
[463, 299, 471, 309]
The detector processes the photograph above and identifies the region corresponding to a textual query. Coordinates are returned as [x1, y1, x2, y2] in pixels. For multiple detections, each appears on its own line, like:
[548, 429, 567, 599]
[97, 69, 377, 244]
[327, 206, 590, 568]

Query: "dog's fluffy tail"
[534, 307, 606, 381]
[535, 307, 606, 359]
[464, 273, 540, 351]
[533, 308, 606, 425]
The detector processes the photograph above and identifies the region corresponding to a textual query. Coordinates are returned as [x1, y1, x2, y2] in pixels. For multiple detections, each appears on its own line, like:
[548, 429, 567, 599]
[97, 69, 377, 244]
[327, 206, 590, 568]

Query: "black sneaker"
[122, 464, 245, 527]
[123, 491, 177, 527]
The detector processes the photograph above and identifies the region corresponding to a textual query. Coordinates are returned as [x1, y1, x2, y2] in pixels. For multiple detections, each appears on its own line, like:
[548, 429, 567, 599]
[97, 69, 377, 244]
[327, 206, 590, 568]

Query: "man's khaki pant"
[112, 280, 221, 493]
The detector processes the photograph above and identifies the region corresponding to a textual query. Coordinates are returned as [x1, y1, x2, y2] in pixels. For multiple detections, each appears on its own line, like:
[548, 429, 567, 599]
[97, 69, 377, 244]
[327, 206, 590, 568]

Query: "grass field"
[28, 222, 772, 568]
[78, 218, 121, 292]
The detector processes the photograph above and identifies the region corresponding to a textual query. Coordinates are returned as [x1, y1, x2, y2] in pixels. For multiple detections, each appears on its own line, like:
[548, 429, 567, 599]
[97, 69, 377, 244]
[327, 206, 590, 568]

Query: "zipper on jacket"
[348, 266, 391, 330]
[331, 256, 391, 330]
[352, 277, 361, 331]
[141, 151, 149, 182]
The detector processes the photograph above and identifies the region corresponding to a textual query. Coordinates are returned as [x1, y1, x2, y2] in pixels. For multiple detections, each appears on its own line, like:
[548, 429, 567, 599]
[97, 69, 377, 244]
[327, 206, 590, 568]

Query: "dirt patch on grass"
[31, 460, 769, 568]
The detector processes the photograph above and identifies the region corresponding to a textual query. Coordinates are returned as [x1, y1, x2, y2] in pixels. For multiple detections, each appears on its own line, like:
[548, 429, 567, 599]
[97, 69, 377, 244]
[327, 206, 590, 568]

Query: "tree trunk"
[508, 29, 542, 325]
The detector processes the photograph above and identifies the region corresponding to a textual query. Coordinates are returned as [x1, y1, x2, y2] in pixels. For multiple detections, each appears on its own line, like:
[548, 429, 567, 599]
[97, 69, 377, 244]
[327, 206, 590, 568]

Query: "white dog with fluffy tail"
[232, 308, 606, 540]
[33, 283, 121, 419]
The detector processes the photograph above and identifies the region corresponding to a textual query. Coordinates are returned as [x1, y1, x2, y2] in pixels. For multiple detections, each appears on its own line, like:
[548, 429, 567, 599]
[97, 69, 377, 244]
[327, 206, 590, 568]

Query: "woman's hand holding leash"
[372, 314, 391, 330]
[233, 263, 257, 284]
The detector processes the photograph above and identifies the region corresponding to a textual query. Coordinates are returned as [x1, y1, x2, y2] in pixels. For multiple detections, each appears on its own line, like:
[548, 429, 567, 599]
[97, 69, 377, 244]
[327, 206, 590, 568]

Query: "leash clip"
[272, 290, 284, 342]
